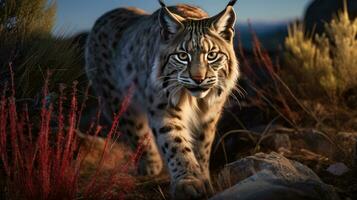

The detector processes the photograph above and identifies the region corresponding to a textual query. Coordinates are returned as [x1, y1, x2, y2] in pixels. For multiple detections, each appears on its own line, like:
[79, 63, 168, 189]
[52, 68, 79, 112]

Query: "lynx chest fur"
[85, 1, 239, 199]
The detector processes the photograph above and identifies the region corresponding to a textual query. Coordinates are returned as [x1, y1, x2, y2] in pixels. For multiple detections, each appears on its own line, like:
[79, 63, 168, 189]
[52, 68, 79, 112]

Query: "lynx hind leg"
[120, 107, 163, 176]
[97, 78, 163, 176]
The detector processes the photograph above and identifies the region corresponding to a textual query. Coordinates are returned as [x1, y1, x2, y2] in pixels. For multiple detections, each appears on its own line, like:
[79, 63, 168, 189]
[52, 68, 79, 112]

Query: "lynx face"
[158, 5, 237, 98]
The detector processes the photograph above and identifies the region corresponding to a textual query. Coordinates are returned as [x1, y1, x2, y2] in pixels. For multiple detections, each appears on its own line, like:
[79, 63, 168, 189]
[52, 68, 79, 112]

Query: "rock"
[304, 0, 357, 34]
[217, 152, 321, 185]
[213, 152, 340, 200]
[265, 128, 356, 167]
[212, 171, 339, 200]
[327, 163, 350, 176]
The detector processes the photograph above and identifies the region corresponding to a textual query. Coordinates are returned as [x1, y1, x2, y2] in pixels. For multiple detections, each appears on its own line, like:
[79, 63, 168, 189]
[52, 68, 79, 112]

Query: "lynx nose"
[191, 75, 205, 84]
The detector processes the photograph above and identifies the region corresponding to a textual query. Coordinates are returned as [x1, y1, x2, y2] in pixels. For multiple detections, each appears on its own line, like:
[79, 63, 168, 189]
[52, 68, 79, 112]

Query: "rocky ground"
[77, 104, 357, 200]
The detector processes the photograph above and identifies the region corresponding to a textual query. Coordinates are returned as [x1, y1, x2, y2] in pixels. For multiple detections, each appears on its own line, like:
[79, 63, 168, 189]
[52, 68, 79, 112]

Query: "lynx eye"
[178, 52, 188, 61]
[175, 52, 190, 64]
[207, 52, 218, 62]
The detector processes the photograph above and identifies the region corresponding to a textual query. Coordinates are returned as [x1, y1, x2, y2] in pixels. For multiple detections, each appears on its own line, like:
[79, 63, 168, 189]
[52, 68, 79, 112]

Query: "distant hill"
[235, 22, 289, 52]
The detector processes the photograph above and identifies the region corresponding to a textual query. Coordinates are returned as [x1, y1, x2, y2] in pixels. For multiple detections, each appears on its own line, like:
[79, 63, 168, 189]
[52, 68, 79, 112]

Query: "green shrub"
[0, 0, 56, 34]
[0, 0, 85, 98]
[283, 4, 357, 103]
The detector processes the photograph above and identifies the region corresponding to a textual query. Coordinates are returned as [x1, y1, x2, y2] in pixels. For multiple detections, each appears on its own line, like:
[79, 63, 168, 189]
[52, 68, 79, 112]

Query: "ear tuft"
[227, 0, 238, 7]
[158, 0, 166, 7]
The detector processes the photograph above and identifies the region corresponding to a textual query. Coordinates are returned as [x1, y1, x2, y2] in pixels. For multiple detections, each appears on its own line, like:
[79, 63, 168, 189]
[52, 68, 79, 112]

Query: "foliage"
[0, 0, 85, 98]
[0, 35, 84, 98]
[0, 68, 140, 200]
[0, 0, 56, 34]
[283, 4, 357, 102]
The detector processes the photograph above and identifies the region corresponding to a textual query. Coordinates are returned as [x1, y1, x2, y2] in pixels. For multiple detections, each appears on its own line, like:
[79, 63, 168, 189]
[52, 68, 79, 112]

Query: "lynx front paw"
[172, 176, 213, 200]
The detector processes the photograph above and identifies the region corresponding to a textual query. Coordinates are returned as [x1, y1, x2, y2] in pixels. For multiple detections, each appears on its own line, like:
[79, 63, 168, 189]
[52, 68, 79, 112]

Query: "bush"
[0, 68, 140, 200]
[283, 3, 357, 102]
[0, 0, 85, 98]
[0, 0, 56, 34]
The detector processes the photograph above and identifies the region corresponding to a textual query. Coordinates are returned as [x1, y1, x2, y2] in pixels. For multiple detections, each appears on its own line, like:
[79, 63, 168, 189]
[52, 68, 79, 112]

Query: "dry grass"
[0, 65, 144, 200]
[283, 2, 357, 102]
[0, 0, 85, 98]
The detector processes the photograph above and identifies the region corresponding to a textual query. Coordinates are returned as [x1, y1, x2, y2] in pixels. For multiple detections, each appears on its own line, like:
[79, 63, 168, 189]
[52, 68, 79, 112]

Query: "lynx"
[85, 0, 239, 199]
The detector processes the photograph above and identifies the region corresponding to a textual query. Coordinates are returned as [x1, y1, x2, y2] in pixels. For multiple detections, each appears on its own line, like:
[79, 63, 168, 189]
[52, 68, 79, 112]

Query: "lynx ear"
[210, 2, 237, 42]
[159, 7, 184, 41]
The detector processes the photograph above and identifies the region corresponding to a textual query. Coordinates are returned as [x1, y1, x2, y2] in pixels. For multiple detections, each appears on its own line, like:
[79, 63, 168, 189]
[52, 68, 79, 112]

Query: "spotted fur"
[85, 1, 239, 199]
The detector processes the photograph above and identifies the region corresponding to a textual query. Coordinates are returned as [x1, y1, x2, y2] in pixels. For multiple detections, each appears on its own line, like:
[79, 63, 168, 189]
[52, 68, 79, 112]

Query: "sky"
[54, 0, 312, 36]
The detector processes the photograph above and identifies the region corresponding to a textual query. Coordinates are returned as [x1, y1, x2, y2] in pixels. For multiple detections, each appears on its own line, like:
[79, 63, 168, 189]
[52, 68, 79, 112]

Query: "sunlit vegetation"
[283, 4, 357, 105]
[0, 0, 84, 98]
